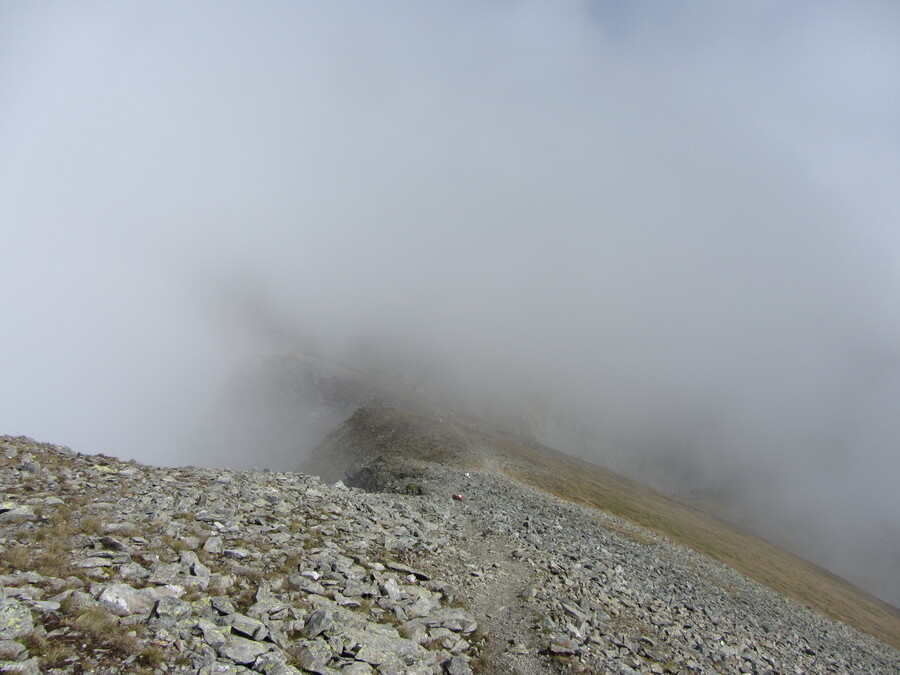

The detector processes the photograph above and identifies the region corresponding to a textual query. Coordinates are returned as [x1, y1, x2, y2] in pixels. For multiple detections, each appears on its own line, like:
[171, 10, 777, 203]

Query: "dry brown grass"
[79, 516, 104, 535]
[1, 504, 82, 579]
[162, 534, 191, 552]
[27, 607, 151, 671]
[0, 543, 32, 571]
[136, 644, 167, 667]
[22, 630, 76, 666]
[32, 542, 74, 579]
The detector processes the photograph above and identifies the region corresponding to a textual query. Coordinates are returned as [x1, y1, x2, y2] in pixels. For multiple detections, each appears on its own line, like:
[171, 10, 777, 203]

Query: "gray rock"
[192, 559, 212, 578]
[197, 618, 229, 650]
[74, 556, 115, 569]
[142, 584, 185, 602]
[0, 656, 41, 675]
[386, 561, 430, 580]
[444, 655, 472, 675]
[211, 596, 237, 615]
[380, 578, 402, 602]
[97, 535, 131, 552]
[224, 548, 250, 559]
[201, 662, 254, 674]
[303, 608, 333, 638]
[341, 663, 375, 674]
[0, 504, 37, 524]
[253, 652, 303, 675]
[49, 589, 94, 612]
[343, 627, 424, 666]
[0, 599, 33, 640]
[228, 612, 267, 640]
[288, 573, 326, 595]
[560, 599, 590, 623]
[102, 522, 136, 535]
[332, 591, 361, 608]
[399, 619, 429, 645]
[3, 435, 900, 675]
[216, 634, 272, 664]
[548, 636, 579, 654]
[118, 561, 150, 581]
[149, 562, 183, 584]
[204, 536, 224, 553]
[249, 596, 289, 619]
[29, 600, 60, 614]
[17, 458, 40, 474]
[405, 588, 440, 619]
[0, 639, 26, 659]
[423, 608, 478, 633]
[98, 583, 156, 617]
[155, 595, 192, 620]
[294, 638, 333, 673]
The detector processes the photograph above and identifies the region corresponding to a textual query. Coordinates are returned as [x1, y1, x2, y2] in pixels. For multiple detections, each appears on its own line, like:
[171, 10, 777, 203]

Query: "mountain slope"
[2, 407, 899, 672]
[305, 402, 900, 652]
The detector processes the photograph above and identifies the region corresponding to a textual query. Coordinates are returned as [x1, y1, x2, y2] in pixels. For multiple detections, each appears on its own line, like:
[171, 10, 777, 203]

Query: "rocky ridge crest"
[1, 432, 898, 674]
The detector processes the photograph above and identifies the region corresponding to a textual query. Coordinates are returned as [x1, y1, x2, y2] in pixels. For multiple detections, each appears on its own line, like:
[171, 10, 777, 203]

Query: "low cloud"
[2, 1, 899, 604]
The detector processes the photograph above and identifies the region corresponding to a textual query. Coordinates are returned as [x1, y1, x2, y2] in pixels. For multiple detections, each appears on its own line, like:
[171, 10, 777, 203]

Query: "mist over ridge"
[2, 2, 900, 606]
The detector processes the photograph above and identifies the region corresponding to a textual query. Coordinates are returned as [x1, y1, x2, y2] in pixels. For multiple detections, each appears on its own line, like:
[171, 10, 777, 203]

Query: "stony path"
[401, 459, 900, 674]
[1, 434, 899, 674]
[445, 498, 548, 675]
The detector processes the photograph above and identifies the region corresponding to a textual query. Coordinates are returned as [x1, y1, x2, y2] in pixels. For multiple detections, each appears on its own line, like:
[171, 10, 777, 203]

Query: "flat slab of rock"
[0, 599, 33, 640]
[0, 504, 37, 523]
[423, 608, 477, 633]
[217, 634, 272, 664]
[346, 628, 424, 665]
[98, 583, 156, 617]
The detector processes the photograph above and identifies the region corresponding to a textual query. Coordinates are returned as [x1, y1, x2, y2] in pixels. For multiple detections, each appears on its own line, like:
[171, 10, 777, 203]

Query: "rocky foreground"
[0, 435, 898, 674]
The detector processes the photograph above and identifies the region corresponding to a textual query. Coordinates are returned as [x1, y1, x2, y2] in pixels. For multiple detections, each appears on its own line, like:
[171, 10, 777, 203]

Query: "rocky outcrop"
[1, 434, 898, 674]
[0, 437, 479, 674]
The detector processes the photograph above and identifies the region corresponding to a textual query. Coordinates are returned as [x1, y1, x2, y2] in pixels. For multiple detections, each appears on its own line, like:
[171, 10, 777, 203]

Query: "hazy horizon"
[2, 2, 900, 606]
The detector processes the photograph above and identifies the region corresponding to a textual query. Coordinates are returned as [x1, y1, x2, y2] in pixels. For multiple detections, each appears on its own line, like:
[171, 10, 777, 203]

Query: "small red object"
[452, 494, 464, 501]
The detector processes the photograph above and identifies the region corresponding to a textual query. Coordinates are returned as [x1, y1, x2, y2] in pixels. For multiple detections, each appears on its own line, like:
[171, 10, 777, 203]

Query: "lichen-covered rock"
[97, 582, 156, 617]
[216, 634, 272, 664]
[0, 599, 33, 640]
[293, 638, 332, 673]
[0, 656, 41, 675]
[0, 504, 37, 524]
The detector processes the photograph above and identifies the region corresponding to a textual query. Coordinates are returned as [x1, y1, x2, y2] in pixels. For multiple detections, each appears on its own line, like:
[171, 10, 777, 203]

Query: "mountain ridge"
[1, 354, 899, 672]
[2, 429, 898, 673]
[225, 352, 900, 649]
[302, 400, 900, 653]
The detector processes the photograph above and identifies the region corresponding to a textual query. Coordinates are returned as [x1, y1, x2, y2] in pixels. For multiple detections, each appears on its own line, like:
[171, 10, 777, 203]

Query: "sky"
[2, 1, 900, 604]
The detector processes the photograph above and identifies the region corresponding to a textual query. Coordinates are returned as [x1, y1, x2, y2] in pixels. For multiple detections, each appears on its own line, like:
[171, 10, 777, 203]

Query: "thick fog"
[2, 2, 900, 605]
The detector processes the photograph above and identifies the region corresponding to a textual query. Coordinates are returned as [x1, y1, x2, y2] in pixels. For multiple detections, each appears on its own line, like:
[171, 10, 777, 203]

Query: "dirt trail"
[417, 446, 563, 674]
[452, 509, 554, 674]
